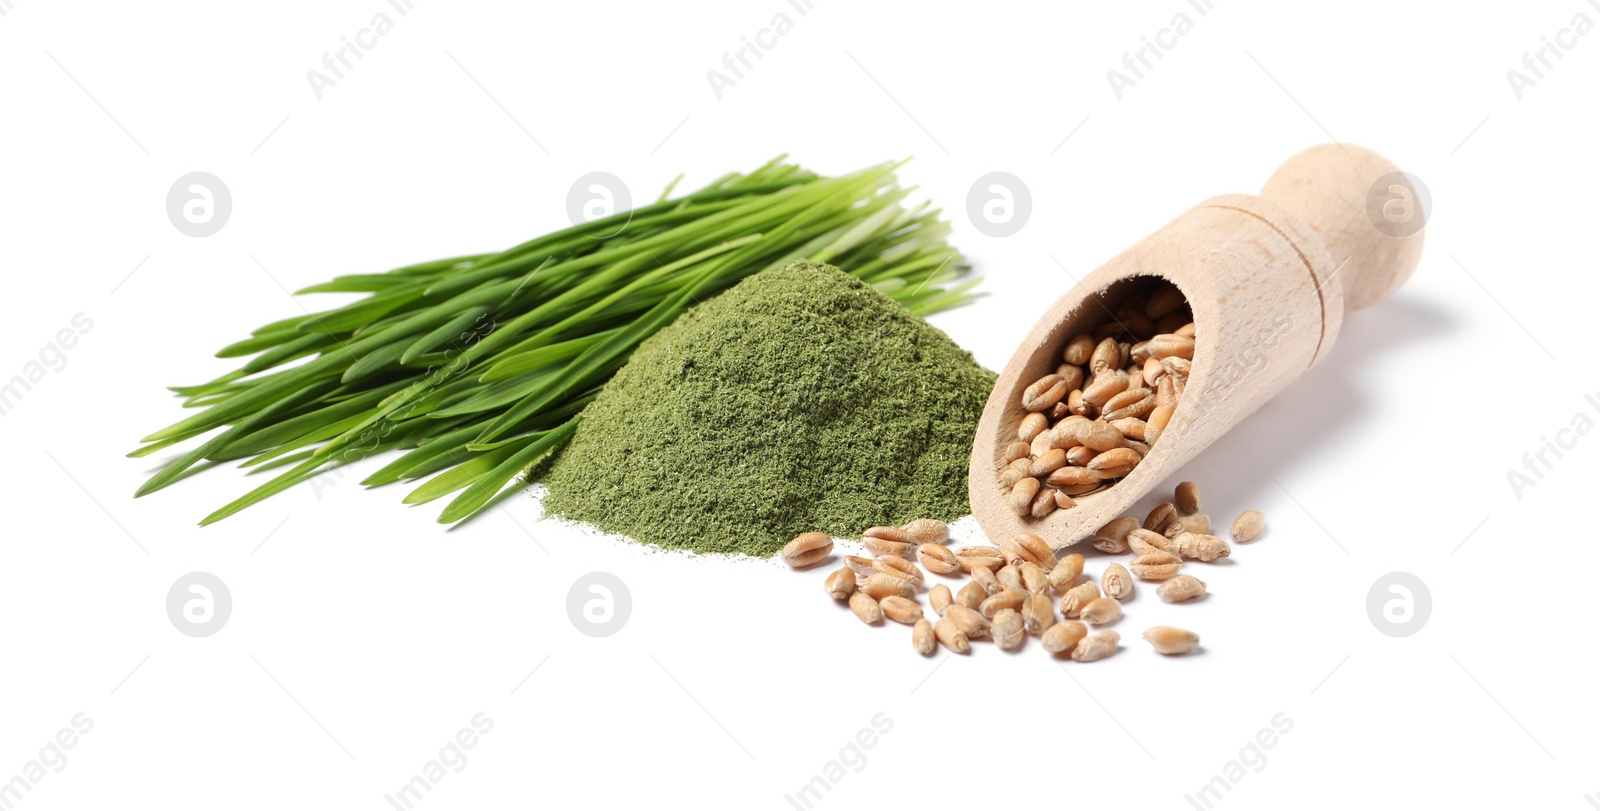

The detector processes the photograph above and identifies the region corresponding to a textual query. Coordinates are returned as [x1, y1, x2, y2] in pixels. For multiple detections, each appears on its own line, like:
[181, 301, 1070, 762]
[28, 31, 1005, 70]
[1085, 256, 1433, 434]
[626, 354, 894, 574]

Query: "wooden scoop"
[968, 144, 1426, 550]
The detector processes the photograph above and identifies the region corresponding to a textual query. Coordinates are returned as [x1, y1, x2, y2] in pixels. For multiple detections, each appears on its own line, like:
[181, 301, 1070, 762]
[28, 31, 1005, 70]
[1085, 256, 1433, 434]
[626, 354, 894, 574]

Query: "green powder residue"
[539, 260, 994, 557]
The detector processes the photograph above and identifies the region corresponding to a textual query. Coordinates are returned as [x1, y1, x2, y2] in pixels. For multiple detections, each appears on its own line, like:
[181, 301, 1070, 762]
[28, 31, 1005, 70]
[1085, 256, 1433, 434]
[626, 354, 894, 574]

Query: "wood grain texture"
[969, 145, 1423, 550]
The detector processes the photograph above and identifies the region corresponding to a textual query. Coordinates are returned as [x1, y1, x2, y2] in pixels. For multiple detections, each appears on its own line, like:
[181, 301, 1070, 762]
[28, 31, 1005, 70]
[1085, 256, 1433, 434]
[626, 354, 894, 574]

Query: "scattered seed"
[843, 556, 882, 584]
[971, 565, 1003, 596]
[1143, 502, 1177, 533]
[945, 605, 992, 639]
[912, 619, 936, 655]
[1128, 527, 1176, 556]
[864, 527, 915, 559]
[1163, 513, 1211, 539]
[1102, 563, 1133, 600]
[1173, 532, 1231, 562]
[993, 609, 1025, 650]
[917, 543, 961, 575]
[956, 581, 987, 611]
[824, 568, 856, 601]
[1231, 510, 1266, 543]
[863, 536, 917, 559]
[860, 573, 916, 601]
[929, 583, 954, 615]
[1143, 626, 1200, 654]
[1092, 517, 1139, 554]
[1023, 591, 1055, 635]
[1000, 532, 1058, 573]
[901, 518, 951, 545]
[863, 525, 914, 544]
[849, 591, 882, 624]
[954, 546, 1005, 573]
[1157, 575, 1207, 603]
[996, 564, 1024, 592]
[1175, 481, 1201, 514]
[874, 555, 924, 585]
[980, 588, 1028, 619]
[1071, 630, 1120, 662]
[1042, 620, 1088, 655]
[1059, 581, 1102, 618]
[1019, 561, 1049, 594]
[1080, 597, 1122, 626]
[782, 532, 833, 568]
[1048, 553, 1085, 591]
[1130, 551, 1183, 581]
[934, 618, 970, 654]
[880, 595, 924, 625]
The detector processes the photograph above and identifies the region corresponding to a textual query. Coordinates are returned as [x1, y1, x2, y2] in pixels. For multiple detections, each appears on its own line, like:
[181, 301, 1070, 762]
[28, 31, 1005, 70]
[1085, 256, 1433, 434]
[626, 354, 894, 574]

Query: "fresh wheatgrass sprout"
[132, 158, 980, 525]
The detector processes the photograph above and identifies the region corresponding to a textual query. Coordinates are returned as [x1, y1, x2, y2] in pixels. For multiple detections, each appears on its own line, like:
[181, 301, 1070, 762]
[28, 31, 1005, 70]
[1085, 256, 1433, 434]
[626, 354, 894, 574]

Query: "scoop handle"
[1259, 144, 1426, 311]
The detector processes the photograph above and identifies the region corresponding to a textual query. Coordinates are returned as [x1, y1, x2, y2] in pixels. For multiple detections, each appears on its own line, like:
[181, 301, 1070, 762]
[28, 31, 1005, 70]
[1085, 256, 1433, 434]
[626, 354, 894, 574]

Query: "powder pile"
[539, 260, 994, 557]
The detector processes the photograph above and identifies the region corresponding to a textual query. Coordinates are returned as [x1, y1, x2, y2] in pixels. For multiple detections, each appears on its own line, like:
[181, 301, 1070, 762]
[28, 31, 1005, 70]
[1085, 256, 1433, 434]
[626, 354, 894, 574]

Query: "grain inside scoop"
[970, 144, 1426, 550]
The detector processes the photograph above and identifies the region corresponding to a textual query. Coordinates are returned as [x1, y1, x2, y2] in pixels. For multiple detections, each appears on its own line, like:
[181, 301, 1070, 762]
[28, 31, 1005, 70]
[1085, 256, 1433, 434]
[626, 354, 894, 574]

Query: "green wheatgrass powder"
[539, 260, 995, 557]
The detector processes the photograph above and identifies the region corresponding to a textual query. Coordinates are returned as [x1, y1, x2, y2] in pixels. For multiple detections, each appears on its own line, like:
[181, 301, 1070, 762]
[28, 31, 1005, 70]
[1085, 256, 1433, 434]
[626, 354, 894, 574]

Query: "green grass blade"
[340, 341, 410, 385]
[475, 328, 617, 384]
[360, 423, 483, 486]
[399, 306, 490, 364]
[135, 378, 338, 496]
[402, 435, 538, 505]
[437, 418, 578, 523]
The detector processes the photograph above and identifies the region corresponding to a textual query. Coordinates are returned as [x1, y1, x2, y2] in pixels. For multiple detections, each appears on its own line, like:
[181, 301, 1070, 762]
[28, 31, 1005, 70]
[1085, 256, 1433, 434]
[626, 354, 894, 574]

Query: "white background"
[2, 0, 1596, 808]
